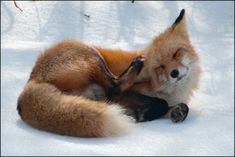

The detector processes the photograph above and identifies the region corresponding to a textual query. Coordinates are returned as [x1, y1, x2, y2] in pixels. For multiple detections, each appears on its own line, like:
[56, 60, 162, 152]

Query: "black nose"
[170, 69, 179, 78]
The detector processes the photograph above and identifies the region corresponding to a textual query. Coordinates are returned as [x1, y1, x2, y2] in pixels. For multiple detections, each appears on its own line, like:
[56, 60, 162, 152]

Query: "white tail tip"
[103, 104, 136, 136]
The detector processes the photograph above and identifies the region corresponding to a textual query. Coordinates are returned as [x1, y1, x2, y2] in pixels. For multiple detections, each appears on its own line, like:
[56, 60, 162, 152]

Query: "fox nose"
[170, 69, 179, 78]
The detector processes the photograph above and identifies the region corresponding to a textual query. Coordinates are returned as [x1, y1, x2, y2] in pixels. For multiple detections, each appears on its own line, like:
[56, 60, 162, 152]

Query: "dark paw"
[130, 56, 145, 75]
[170, 103, 189, 123]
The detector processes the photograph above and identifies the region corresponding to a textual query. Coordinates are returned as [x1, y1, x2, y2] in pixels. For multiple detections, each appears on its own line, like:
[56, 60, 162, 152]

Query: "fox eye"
[160, 64, 165, 69]
[172, 48, 183, 59]
[173, 51, 178, 59]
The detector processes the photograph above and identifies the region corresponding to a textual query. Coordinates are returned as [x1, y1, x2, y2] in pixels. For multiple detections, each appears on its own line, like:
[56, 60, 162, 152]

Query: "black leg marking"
[126, 93, 169, 122]
[142, 100, 169, 122]
[106, 56, 144, 98]
[170, 103, 189, 123]
[110, 79, 121, 93]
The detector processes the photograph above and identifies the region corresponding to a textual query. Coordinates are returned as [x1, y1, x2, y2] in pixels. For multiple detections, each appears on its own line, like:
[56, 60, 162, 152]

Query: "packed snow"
[1, 1, 234, 156]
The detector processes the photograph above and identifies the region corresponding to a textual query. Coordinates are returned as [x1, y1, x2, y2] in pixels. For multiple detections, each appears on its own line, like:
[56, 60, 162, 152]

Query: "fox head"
[137, 9, 201, 96]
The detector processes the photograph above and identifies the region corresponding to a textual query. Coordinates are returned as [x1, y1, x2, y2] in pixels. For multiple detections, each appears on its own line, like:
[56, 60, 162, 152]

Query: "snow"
[1, 1, 234, 156]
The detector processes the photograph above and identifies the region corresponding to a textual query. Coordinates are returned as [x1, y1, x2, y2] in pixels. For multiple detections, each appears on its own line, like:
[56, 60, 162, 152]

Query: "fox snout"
[170, 69, 179, 78]
[169, 66, 189, 83]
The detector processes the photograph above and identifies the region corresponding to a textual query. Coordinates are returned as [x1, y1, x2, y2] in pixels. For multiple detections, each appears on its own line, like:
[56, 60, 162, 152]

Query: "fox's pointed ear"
[171, 9, 188, 38]
[172, 9, 185, 26]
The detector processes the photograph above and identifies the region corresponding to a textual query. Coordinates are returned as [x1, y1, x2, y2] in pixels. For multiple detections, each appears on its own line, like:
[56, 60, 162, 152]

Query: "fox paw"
[170, 103, 189, 123]
[117, 56, 145, 92]
[130, 56, 145, 75]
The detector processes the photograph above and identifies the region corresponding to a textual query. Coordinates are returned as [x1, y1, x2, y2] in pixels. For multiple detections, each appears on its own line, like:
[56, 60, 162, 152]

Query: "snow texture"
[1, 1, 234, 156]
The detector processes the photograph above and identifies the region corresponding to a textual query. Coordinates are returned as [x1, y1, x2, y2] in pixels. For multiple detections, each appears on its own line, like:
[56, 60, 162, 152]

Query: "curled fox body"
[17, 9, 200, 137]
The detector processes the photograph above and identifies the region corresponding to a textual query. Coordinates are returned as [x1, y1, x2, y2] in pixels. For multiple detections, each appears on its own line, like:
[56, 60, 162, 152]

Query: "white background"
[1, 1, 234, 156]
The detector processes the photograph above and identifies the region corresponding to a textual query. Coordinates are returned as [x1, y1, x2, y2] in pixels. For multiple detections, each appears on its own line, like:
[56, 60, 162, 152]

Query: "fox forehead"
[150, 46, 182, 61]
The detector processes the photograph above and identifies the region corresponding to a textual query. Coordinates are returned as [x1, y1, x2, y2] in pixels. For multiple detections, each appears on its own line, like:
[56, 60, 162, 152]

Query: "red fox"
[17, 9, 200, 137]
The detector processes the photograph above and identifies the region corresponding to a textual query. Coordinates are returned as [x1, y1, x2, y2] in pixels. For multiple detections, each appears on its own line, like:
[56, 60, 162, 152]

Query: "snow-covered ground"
[1, 1, 234, 156]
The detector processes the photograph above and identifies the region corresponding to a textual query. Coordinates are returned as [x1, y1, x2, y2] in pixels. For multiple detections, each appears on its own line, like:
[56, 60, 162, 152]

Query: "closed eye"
[172, 49, 181, 59]
[172, 51, 178, 59]
[160, 64, 165, 69]
[172, 48, 185, 60]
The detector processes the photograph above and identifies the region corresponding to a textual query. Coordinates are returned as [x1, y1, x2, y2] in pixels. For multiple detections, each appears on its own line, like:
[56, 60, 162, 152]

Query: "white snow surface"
[1, 1, 234, 156]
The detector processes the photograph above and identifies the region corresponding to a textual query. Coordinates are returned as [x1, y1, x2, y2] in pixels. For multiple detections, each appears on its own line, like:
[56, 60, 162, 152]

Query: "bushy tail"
[17, 80, 135, 137]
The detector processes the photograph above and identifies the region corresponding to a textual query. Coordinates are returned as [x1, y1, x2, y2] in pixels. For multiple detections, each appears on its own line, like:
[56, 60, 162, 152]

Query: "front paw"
[129, 56, 145, 75]
[170, 103, 189, 123]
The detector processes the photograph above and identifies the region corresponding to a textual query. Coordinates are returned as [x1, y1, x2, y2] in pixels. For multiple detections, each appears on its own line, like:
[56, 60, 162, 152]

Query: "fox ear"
[171, 9, 189, 39]
[172, 9, 185, 26]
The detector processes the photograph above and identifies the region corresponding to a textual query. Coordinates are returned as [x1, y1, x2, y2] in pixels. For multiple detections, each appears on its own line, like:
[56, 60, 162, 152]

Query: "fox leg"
[105, 56, 145, 98]
[104, 56, 170, 122]
[107, 55, 169, 122]
[165, 103, 189, 123]
[110, 90, 169, 122]
[125, 93, 169, 122]
[117, 56, 145, 91]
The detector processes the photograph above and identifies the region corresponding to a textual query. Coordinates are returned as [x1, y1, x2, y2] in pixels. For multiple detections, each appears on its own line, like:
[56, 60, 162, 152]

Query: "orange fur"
[18, 40, 136, 137]
[17, 9, 200, 137]
[95, 47, 142, 76]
